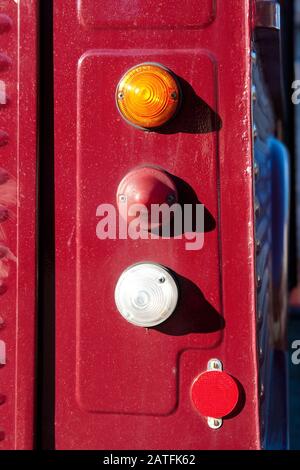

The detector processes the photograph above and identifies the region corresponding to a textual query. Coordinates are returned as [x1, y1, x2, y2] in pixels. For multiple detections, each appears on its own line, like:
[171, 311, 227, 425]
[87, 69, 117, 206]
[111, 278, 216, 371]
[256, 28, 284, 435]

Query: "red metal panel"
[0, 0, 37, 450]
[78, 0, 216, 29]
[54, 0, 260, 449]
[77, 50, 221, 417]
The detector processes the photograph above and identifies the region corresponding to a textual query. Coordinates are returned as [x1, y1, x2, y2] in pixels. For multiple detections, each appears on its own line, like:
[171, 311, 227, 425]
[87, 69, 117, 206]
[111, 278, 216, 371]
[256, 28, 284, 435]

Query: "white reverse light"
[114, 263, 178, 327]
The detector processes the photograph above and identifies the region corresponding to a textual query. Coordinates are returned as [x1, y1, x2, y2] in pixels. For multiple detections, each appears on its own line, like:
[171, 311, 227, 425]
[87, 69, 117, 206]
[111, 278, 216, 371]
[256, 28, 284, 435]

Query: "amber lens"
[116, 63, 180, 129]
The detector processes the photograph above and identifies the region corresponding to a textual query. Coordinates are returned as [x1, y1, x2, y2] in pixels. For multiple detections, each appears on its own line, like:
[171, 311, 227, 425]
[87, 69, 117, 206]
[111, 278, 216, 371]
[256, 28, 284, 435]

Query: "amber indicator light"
[116, 63, 180, 130]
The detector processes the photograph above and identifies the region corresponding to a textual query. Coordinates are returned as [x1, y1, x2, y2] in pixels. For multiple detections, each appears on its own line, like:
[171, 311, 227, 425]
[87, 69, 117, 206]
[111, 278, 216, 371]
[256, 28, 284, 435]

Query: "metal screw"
[251, 50, 257, 64]
[207, 358, 223, 371]
[118, 92, 124, 100]
[158, 276, 165, 284]
[167, 194, 176, 204]
[170, 91, 177, 100]
[119, 194, 127, 203]
[207, 417, 222, 430]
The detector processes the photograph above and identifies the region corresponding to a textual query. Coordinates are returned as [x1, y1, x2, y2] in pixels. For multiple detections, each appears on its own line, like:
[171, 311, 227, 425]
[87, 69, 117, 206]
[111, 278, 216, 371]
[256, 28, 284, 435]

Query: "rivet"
[0, 205, 9, 223]
[0, 53, 12, 72]
[0, 14, 12, 34]
[0, 245, 8, 258]
[0, 284, 7, 295]
[0, 168, 9, 185]
[0, 130, 9, 147]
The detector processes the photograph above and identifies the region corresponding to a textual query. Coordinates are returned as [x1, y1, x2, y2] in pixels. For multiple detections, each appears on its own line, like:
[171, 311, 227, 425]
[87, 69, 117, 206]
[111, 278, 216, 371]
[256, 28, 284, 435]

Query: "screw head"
[119, 194, 127, 203]
[207, 358, 223, 371]
[207, 417, 223, 429]
[166, 193, 176, 205]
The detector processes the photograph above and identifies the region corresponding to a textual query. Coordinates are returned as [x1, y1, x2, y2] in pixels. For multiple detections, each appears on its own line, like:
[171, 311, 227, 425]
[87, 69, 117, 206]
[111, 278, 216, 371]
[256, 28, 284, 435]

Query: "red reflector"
[191, 371, 239, 419]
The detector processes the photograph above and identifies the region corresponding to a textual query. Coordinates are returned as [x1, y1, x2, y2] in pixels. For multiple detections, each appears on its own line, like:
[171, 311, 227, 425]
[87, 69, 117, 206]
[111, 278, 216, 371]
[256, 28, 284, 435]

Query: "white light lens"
[114, 263, 178, 327]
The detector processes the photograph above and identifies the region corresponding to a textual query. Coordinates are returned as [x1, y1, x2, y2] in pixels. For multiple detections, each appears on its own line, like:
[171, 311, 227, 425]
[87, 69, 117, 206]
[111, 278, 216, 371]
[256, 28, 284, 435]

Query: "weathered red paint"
[0, 0, 37, 450]
[54, 0, 260, 449]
